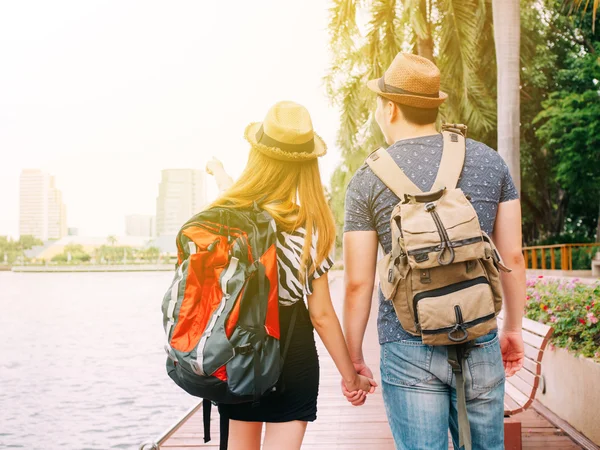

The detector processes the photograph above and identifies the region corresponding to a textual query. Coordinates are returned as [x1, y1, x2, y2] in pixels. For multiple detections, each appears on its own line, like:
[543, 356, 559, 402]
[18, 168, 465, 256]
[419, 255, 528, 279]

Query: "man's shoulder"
[465, 138, 503, 162]
[348, 156, 377, 184]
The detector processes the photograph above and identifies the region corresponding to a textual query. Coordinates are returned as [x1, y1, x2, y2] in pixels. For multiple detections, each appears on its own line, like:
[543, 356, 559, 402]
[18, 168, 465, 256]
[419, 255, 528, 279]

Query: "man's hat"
[367, 53, 448, 109]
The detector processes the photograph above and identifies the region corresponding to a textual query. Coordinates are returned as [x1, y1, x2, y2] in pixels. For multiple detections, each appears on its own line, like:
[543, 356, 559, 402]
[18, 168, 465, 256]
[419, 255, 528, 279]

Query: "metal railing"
[522, 243, 599, 271]
[139, 401, 203, 450]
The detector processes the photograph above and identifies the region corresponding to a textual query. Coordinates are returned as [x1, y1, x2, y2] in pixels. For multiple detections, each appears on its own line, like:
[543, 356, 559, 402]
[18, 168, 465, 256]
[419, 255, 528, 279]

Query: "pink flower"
[538, 275, 544, 278]
[595, 352, 600, 359]
[587, 313, 598, 324]
[549, 343, 556, 351]
[550, 316, 558, 323]
[526, 295, 531, 301]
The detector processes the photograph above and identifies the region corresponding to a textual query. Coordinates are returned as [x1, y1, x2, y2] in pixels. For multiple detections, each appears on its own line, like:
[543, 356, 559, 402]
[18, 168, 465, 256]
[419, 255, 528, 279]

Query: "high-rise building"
[156, 169, 206, 236]
[19, 170, 67, 241]
[125, 214, 155, 237]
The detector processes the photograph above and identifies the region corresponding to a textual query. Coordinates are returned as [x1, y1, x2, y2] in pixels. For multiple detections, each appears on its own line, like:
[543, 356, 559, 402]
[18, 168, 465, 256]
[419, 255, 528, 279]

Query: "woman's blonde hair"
[210, 148, 335, 284]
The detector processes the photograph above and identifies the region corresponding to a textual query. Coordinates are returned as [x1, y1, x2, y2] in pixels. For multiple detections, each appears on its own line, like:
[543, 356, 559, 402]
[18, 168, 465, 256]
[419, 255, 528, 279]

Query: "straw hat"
[367, 53, 448, 109]
[244, 101, 327, 162]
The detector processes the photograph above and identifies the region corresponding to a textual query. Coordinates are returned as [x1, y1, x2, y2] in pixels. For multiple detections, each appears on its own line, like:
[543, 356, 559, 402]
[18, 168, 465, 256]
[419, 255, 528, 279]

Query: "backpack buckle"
[235, 344, 254, 356]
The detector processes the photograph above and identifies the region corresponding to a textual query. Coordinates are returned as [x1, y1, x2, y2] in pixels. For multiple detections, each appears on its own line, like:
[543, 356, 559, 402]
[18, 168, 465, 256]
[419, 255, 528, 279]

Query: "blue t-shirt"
[343, 134, 519, 344]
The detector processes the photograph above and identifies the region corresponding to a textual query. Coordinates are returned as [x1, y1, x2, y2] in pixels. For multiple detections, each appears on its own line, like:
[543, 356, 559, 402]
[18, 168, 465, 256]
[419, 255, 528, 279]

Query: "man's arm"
[343, 230, 378, 372]
[491, 198, 526, 376]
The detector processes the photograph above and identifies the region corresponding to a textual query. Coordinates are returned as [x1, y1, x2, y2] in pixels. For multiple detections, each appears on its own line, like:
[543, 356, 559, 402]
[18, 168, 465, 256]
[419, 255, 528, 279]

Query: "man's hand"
[500, 330, 524, 377]
[341, 361, 375, 406]
[205, 157, 224, 176]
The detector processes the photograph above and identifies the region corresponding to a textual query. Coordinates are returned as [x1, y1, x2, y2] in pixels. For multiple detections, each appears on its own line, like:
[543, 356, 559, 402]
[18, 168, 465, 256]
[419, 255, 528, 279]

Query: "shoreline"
[10, 264, 175, 273]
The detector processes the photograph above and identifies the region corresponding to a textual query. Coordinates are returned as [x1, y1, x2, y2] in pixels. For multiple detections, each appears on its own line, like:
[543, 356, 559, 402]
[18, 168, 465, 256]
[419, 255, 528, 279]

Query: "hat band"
[378, 76, 439, 98]
[255, 125, 315, 154]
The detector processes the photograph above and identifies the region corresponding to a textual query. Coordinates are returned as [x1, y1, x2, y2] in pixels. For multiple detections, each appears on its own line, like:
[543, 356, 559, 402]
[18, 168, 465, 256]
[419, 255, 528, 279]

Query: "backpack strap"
[433, 125, 467, 191]
[448, 343, 474, 450]
[366, 148, 421, 199]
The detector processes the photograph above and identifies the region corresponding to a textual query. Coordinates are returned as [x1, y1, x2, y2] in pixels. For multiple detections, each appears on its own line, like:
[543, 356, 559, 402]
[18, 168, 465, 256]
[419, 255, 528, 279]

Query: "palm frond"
[563, 0, 599, 31]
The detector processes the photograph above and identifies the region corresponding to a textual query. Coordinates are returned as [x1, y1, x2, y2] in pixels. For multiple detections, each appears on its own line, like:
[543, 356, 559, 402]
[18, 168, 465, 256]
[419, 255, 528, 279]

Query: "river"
[0, 271, 197, 450]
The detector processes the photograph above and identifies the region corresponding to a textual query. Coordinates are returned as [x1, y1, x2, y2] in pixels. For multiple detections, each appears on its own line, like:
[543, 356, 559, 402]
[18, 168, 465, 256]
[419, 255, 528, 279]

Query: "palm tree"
[326, 0, 497, 242]
[491, 0, 521, 192]
[564, 0, 599, 30]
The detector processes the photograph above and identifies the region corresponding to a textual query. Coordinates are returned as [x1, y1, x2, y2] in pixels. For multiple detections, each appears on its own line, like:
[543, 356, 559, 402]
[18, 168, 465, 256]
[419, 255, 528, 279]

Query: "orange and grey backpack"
[162, 204, 296, 449]
[368, 124, 511, 450]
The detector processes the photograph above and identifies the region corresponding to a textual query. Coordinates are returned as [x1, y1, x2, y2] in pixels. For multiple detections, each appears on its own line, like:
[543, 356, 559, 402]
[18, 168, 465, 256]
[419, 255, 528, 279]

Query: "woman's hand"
[206, 157, 224, 176]
[344, 373, 377, 403]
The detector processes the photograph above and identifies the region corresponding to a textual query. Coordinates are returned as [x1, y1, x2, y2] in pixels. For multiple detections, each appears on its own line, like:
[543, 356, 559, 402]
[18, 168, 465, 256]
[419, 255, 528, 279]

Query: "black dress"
[218, 300, 319, 422]
[218, 227, 333, 423]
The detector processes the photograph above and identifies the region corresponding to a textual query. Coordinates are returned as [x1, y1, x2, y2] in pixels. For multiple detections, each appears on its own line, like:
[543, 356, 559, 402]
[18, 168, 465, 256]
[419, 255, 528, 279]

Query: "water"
[0, 271, 197, 450]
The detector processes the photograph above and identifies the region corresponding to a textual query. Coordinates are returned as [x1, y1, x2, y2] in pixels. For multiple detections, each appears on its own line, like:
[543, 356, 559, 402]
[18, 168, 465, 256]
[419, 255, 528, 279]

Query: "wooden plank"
[505, 419, 523, 450]
[507, 373, 536, 399]
[533, 401, 600, 450]
[523, 329, 546, 349]
[522, 357, 541, 376]
[524, 342, 544, 362]
[505, 382, 533, 408]
[542, 248, 546, 270]
[551, 248, 556, 270]
[158, 273, 585, 450]
[515, 365, 539, 388]
[522, 317, 553, 339]
[505, 394, 523, 415]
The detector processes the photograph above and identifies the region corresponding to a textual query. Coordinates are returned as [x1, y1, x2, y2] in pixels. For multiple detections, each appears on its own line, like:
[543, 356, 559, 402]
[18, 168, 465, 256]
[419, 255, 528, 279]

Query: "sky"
[0, 1, 343, 238]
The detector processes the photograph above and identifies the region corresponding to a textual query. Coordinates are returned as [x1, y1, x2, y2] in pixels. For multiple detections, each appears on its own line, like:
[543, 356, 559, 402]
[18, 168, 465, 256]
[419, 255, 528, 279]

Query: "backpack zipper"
[407, 236, 483, 258]
[413, 276, 489, 326]
[420, 312, 496, 335]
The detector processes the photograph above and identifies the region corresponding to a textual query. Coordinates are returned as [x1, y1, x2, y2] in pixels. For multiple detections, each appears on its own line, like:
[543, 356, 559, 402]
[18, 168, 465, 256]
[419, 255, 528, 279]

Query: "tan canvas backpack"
[367, 124, 511, 450]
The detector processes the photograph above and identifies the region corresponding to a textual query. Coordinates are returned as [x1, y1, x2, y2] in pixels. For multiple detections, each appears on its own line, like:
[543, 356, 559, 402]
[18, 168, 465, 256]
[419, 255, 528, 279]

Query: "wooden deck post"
[504, 419, 523, 450]
[541, 248, 546, 270]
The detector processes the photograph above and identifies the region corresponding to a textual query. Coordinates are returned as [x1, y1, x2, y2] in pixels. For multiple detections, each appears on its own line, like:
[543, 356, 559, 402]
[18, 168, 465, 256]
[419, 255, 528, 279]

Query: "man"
[342, 53, 526, 450]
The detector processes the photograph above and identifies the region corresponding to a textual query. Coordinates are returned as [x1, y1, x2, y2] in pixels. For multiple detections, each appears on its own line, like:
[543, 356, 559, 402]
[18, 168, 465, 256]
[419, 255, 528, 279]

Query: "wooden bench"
[592, 254, 600, 277]
[497, 314, 554, 450]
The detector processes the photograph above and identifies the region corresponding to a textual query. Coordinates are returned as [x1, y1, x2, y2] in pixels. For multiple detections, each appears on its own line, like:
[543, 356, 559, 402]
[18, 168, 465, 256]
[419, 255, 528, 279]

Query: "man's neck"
[388, 123, 438, 144]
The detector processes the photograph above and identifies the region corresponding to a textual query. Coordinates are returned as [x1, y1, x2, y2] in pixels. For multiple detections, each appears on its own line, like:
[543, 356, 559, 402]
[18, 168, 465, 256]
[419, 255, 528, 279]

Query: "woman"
[206, 101, 376, 450]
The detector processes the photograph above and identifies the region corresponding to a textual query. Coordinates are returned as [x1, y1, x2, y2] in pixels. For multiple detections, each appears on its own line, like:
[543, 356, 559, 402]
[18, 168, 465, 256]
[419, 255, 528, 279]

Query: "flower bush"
[525, 277, 600, 360]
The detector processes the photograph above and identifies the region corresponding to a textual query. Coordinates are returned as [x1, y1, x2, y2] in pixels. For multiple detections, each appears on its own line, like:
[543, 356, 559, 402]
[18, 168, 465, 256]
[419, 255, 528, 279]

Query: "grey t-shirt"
[343, 133, 519, 344]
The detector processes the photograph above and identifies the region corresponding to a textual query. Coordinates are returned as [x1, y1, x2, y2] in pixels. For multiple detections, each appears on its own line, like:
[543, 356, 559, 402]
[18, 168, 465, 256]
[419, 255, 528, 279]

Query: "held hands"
[500, 330, 524, 377]
[341, 361, 378, 407]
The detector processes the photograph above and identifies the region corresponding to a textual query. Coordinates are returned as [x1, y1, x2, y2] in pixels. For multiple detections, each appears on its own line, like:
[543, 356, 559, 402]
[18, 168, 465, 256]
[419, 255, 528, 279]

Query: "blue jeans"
[380, 332, 505, 450]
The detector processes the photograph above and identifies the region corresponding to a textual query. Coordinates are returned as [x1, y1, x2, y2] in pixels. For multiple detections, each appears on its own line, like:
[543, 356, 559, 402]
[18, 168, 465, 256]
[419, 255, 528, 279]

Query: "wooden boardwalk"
[160, 272, 584, 450]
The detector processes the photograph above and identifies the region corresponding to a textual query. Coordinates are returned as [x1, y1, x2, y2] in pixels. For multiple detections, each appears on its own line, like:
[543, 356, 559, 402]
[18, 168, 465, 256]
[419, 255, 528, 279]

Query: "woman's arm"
[206, 157, 234, 192]
[307, 274, 377, 395]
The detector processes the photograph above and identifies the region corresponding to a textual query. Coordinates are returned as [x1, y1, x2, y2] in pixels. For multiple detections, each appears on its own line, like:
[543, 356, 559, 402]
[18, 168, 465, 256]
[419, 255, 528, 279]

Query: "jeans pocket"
[466, 333, 505, 392]
[381, 340, 434, 387]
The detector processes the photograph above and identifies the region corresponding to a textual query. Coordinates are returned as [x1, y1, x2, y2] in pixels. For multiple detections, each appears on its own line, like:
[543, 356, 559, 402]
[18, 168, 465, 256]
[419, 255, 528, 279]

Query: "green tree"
[326, 0, 497, 246]
[534, 46, 600, 241]
[18, 235, 43, 250]
[564, 0, 599, 30]
[518, 1, 600, 242]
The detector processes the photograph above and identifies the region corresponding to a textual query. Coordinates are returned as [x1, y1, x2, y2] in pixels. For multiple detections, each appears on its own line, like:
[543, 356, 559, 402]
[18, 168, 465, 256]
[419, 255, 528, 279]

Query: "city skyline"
[13, 166, 212, 240]
[19, 169, 67, 241]
[0, 1, 341, 239]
